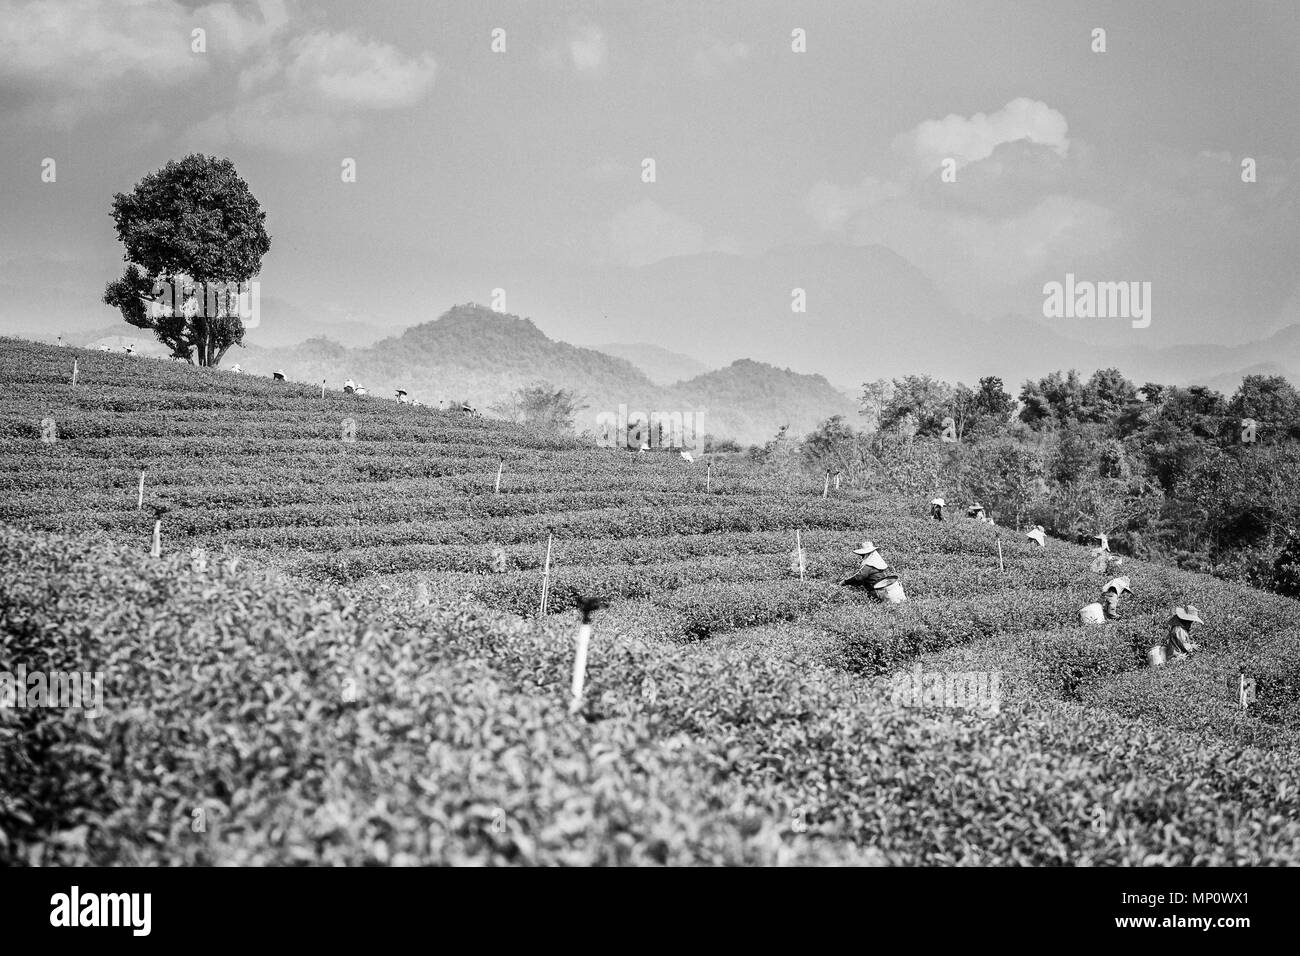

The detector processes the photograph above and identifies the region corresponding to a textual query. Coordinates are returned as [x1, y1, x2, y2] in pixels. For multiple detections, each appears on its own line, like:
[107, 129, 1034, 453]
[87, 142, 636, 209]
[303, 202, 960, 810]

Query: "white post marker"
[151, 520, 161, 558]
[997, 538, 1004, 573]
[570, 622, 592, 714]
[569, 599, 602, 715]
[1239, 671, 1256, 711]
[834, 473, 842, 491]
[495, 460, 503, 494]
[822, 471, 830, 499]
[795, 529, 806, 581]
[72, 359, 79, 386]
[539, 533, 554, 615]
[706, 461, 712, 494]
[137, 471, 145, 510]
[321, 379, 326, 399]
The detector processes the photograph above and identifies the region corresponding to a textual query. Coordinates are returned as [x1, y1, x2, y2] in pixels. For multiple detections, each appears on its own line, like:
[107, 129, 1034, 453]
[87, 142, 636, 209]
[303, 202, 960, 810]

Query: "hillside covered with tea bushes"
[2, 336, 1299, 864]
[4, 527, 1298, 866]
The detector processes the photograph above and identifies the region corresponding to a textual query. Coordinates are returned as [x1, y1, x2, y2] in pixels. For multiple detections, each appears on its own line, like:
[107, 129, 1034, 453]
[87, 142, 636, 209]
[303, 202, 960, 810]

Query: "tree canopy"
[103, 154, 271, 366]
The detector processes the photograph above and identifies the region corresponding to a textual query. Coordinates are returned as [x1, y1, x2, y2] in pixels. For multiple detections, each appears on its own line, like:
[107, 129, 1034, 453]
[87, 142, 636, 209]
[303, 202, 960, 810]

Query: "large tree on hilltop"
[102, 154, 271, 366]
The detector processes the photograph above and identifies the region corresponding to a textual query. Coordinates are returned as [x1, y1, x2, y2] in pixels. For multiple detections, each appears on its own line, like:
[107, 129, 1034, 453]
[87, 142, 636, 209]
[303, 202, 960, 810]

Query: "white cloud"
[284, 31, 436, 109]
[187, 28, 436, 152]
[0, 0, 433, 143]
[805, 99, 1117, 306]
[893, 97, 1070, 175]
[199, 0, 291, 56]
[0, 0, 194, 124]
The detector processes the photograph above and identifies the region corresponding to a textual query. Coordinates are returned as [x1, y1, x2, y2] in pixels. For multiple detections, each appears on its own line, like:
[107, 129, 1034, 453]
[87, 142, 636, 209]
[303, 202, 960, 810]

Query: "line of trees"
[751, 368, 1300, 597]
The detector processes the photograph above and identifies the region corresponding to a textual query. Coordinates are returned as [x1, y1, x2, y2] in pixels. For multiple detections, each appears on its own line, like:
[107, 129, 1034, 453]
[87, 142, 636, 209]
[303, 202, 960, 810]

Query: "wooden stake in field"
[997, 538, 1005, 573]
[494, 460, 503, 494]
[822, 470, 830, 499]
[706, 461, 712, 493]
[1239, 671, 1255, 710]
[137, 471, 145, 510]
[834, 472, 842, 491]
[321, 379, 326, 399]
[538, 533, 554, 615]
[72, 358, 79, 387]
[151, 520, 161, 558]
[793, 530, 806, 581]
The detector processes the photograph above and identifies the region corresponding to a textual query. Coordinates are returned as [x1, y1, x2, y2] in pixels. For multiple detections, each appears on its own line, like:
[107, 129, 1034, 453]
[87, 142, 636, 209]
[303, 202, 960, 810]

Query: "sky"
[1, 0, 1297, 366]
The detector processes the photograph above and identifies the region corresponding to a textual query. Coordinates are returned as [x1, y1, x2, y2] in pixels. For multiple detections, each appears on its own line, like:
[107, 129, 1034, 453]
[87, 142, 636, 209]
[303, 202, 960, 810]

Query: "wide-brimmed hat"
[967, 503, 985, 513]
[395, 388, 407, 396]
[273, 370, 285, 379]
[230, 364, 242, 373]
[931, 497, 945, 506]
[853, 541, 878, 556]
[1026, 527, 1046, 545]
[1103, 576, 1131, 595]
[1173, 605, 1204, 624]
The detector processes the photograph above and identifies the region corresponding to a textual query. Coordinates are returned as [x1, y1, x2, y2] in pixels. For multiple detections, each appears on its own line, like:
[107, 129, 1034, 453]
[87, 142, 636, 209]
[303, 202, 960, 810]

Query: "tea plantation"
[2, 337, 1298, 865]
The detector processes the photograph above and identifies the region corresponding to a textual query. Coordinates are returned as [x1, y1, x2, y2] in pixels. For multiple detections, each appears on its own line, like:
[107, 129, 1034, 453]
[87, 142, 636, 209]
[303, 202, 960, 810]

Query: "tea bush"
[4, 527, 1299, 865]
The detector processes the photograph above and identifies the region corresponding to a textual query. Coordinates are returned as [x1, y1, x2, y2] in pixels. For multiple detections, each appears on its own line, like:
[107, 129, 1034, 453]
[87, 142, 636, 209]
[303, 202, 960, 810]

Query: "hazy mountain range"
[215, 304, 858, 446]
[8, 242, 1297, 424]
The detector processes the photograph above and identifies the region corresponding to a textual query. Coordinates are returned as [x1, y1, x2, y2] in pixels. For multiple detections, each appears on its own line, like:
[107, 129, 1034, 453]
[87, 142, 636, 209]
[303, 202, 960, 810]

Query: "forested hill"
[231, 304, 855, 445]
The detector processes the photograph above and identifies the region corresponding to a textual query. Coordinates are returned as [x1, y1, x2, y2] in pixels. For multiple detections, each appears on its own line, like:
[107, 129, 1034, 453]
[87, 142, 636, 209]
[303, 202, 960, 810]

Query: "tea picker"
[1078, 576, 1131, 624]
[1090, 534, 1122, 574]
[272, 369, 286, 381]
[1101, 577, 1130, 619]
[966, 503, 987, 522]
[930, 497, 945, 521]
[841, 541, 907, 603]
[1026, 525, 1046, 548]
[343, 379, 356, 394]
[1149, 606, 1203, 666]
